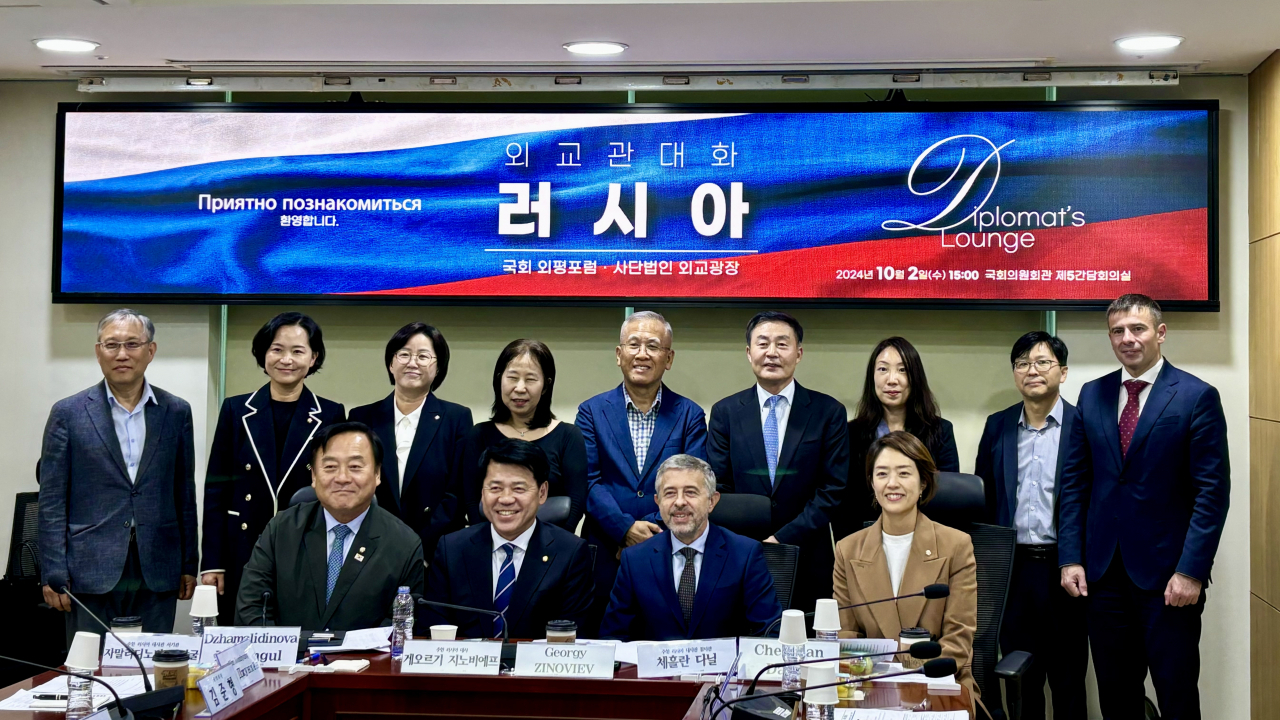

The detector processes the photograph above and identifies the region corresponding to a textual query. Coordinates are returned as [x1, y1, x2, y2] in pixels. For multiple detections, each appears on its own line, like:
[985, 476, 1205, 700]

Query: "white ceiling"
[0, 0, 1277, 81]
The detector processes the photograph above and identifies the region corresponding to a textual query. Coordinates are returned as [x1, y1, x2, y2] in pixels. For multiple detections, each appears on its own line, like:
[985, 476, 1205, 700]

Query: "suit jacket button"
[245, 494, 252, 501]
[307, 418, 313, 423]
[637, 491, 644, 497]
[124, 521, 130, 528]
[245, 463, 252, 471]
[241, 523, 248, 531]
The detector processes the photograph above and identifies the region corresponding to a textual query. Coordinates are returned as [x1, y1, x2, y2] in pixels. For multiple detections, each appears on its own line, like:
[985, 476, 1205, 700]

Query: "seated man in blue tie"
[600, 454, 782, 641]
[421, 438, 594, 639]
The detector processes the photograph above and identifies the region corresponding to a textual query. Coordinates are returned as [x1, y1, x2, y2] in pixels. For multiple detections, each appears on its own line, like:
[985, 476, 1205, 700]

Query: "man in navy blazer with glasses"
[576, 311, 707, 634]
[1058, 294, 1230, 720]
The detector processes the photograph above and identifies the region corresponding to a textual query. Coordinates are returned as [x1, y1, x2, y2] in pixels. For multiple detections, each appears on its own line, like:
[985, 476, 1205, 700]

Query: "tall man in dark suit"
[422, 439, 594, 639]
[576, 311, 707, 632]
[235, 422, 424, 630]
[600, 454, 781, 641]
[1058, 294, 1230, 720]
[708, 311, 849, 610]
[975, 331, 1087, 720]
[349, 322, 473, 565]
[39, 309, 199, 642]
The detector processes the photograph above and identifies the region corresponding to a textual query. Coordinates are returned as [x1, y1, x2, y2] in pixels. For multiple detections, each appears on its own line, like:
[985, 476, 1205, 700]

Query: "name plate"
[197, 663, 244, 716]
[199, 627, 301, 668]
[513, 643, 614, 679]
[635, 638, 738, 679]
[214, 641, 265, 690]
[737, 639, 839, 681]
[400, 640, 502, 676]
[103, 633, 202, 668]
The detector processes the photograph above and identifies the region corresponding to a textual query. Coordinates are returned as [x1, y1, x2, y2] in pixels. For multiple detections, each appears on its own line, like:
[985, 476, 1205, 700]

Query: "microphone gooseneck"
[715, 657, 958, 719]
[415, 597, 509, 645]
[743, 641, 943, 694]
[0, 653, 133, 720]
[60, 586, 153, 693]
[260, 590, 273, 628]
[761, 584, 950, 638]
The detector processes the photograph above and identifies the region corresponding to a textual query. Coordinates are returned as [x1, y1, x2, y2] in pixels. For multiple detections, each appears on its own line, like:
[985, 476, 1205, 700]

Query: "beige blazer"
[832, 511, 981, 712]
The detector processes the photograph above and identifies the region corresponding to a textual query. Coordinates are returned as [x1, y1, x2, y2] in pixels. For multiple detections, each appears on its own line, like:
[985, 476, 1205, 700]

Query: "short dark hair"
[310, 421, 383, 471]
[865, 430, 939, 506]
[1010, 331, 1069, 367]
[745, 311, 804, 344]
[1107, 293, 1163, 327]
[490, 339, 557, 429]
[384, 322, 450, 390]
[478, 438, 550, 487]
[252, 312, 325, 376]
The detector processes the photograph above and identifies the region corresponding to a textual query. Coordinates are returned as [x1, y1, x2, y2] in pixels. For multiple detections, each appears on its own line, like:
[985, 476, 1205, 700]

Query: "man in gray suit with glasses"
[39, 309, 199, 642]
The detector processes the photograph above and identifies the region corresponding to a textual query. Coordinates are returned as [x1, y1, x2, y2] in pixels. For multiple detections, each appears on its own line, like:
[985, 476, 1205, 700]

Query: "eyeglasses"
[621, 341, 670, 356]
[394, 351, 437, 365]
[97, 341, 149, 353]
[1013, 359, 1060, 373]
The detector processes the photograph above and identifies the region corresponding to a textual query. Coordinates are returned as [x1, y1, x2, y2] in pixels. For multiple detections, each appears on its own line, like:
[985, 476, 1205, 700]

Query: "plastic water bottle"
[814, 629, 839, 642]
[391, 586, 413, 659]
[780, 640, 804, 691]
[65, 668, 94, 719]
[191, 614, 216, 637]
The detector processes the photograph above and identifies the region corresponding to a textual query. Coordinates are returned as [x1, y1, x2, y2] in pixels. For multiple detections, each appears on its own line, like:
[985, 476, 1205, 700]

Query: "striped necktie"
[492, 543, 516, 638]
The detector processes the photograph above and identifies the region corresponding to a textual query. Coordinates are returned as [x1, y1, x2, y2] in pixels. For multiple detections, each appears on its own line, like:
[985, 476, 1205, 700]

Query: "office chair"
[760, 542, 801, 610]
[2, 492, 68, 685]
[708, 492, 771, 540]
[536, 495, 572, 526]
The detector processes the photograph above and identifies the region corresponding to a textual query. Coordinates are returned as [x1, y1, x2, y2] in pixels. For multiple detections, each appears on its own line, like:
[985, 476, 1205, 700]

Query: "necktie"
[1119, 380, 1150, 456]
[763, 395, 781, 486]
[493, 543, 516, 638]
[677, 547, 698, 623]
[326, 524, 351, 603]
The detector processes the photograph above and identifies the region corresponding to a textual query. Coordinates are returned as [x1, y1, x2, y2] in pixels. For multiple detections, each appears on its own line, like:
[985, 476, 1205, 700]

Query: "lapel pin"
[359, 547, 366, 553]
[542, 555, 549, 562]
[354, 553, 365, 562]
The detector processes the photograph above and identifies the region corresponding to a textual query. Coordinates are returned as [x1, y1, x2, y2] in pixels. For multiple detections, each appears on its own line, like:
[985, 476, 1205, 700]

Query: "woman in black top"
[199, 312, 346, 623]
[837, 336, 958, 540]
[461, 339, 587, 532]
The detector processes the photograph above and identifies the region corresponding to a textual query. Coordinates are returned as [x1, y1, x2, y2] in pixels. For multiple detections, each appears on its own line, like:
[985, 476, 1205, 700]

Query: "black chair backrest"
[6, 492, 41, 579]
[924, 472, 985, 530]
[537, 496, 572, 526]
[967, 522, 1016, 704]
[287, 486, 378, 509]
[709, 493, 771, 541]
[760, 542, 800, 611]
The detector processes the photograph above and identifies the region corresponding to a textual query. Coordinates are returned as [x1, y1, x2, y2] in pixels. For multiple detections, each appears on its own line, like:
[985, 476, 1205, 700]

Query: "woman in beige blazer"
[833, 430, 983, 716]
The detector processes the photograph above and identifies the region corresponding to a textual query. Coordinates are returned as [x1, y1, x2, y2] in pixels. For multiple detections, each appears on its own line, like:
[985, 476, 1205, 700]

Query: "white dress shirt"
[671, 523, 710, 593]
[490, 521, 537, 596]
[756, 380, 797, 456]
[323, 507, 369, 564]
[1117, 357, 1165, 423]
[105, 380, 157, 484]
[882, 531, 915, 596]
[394, 398, 425, 491]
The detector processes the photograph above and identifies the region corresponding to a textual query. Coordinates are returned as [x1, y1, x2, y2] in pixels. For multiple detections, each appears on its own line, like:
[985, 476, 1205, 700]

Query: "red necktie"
[1119, 379, 1149, 456]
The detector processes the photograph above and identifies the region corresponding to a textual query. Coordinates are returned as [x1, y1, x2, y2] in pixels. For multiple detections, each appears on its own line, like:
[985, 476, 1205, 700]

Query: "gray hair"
[620, 310, 673, 346]
[655, 454, 717, 497]
[97, 308, 155, 343]
[1107, 293, 1163, 327]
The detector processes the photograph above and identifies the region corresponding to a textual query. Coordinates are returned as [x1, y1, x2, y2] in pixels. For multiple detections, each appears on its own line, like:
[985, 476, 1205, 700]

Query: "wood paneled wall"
[1249, 49, 1280, 720]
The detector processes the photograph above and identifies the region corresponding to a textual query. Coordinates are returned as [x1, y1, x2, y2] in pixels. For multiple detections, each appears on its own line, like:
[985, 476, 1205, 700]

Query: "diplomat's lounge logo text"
[882, 134, 1086, 254]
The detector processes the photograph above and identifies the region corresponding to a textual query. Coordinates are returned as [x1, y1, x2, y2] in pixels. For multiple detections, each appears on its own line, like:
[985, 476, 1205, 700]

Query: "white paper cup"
[429, 625, 458, 641]
[812, 599, 840, 634]
[65, 631, 101, 671]
[778, 609, 806, 645]
[190, 585, 219, 618]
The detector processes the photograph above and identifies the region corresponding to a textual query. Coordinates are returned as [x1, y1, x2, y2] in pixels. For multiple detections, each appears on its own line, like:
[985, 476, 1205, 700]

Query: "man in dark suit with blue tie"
[975, 331, 1087, 720]
[576, 311, 707, 633]
[1059, 294, 1230, 720]
[708, 311, 850, 611]
[421, 439, 594, 639]
[600, 454, 781, 641]
[39, 310, 199, 642]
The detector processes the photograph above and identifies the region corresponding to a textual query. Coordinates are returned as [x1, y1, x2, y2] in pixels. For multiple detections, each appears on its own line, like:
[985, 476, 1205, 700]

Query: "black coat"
[348, 393, 473, 562]
[201, 384, 346, 622]
[234, 501, 424, 631]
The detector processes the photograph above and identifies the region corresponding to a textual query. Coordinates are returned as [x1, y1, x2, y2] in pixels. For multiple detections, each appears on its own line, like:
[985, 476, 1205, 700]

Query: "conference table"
[0, 653, 973, 720]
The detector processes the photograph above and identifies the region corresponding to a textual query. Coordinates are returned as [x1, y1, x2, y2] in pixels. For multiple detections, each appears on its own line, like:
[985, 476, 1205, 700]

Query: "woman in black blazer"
[199, 312, 346, 623]
[460, 339, 587, 532]
[348, 322, 473, 564]
[837, 336, 959, 540]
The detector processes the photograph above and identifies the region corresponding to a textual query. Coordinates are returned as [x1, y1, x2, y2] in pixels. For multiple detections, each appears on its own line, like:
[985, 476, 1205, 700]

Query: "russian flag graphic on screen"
[57, 106, 1213, 303]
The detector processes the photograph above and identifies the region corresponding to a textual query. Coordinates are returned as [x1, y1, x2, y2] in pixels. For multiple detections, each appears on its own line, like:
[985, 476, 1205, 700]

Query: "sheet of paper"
[2, 676, 148, 712]
[309, 626, 392, 653]
[839, 638, 900, 656]
[834, 710, 969, 720]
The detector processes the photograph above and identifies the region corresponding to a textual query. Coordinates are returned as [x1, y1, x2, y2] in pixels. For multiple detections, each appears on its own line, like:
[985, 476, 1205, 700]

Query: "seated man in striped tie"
[599, 454, 782, 641]
[421, 439, 594, 639]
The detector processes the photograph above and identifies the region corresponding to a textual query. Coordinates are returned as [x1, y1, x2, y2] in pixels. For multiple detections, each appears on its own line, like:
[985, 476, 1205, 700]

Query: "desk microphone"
[761, 583, 950, 637]
[60, 586, 152, 693]
[259, 591, 273, 628]
[416, 598, 514, 668]
[743, 640, 942, 694]
[716, 657, 958, 720]
[0, 653, 133, 720]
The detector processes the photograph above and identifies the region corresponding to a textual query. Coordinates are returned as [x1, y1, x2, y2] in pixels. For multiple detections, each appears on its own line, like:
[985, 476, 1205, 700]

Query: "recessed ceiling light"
[33, 38, 100, 53]
[1115, 35, 1184, 52]
[563, 41, 627, 56]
